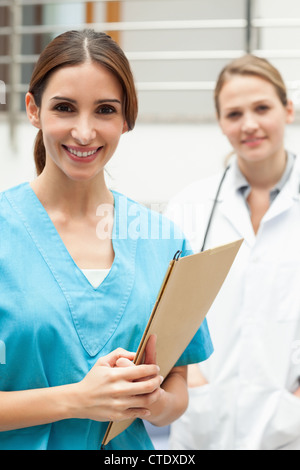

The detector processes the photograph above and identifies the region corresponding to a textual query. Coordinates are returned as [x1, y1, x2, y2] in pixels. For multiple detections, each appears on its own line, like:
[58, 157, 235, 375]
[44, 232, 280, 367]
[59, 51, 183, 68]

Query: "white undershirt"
[81, 268, 110, 288]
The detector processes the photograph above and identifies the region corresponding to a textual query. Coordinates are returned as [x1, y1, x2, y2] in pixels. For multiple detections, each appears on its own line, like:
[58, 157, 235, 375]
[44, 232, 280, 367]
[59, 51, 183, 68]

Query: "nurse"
[166, 55, 300, 450]
[0, 29, 213, 450]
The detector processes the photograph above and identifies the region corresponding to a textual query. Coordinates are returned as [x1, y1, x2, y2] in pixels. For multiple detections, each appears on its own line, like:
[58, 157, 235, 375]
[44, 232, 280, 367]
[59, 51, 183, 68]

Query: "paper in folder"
[102, 239, 243, 447]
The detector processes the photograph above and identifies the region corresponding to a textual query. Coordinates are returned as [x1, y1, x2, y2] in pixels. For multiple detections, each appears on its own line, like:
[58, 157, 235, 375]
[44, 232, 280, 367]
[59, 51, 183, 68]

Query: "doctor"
[166, 55, 300, 450]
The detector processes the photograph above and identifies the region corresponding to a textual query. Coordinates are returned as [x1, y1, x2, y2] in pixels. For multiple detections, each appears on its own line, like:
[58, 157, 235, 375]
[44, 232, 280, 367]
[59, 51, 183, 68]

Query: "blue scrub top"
[0, 183, 213, 450]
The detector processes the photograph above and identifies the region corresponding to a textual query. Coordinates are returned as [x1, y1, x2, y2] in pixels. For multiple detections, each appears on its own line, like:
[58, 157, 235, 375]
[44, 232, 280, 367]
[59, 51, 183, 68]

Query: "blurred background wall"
[1, 0, 300, 208]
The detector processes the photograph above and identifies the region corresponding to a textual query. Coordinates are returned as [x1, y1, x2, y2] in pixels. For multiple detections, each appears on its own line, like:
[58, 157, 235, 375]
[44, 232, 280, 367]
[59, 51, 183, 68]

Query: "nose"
[71, 115, 96, 145]
[241, 112, 259, 133]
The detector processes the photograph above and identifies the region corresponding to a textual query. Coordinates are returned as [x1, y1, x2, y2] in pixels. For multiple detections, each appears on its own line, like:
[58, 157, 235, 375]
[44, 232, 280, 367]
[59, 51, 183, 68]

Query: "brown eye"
[256, 105, 269, 113]
[227, 111, 241, 120]
[97, 105, 116, 115]
[54, 103, 73, 113]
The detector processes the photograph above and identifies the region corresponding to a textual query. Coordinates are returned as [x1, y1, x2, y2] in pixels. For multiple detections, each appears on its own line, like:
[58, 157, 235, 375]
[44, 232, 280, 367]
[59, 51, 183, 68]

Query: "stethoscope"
[200, 156, 300, 253]
[172, 164, 231, 262]
[200, 164, 230, 253]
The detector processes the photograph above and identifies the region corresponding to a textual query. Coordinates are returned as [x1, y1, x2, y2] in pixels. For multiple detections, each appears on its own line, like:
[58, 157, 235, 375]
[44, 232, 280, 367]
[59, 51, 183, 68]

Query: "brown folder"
[102, 239, 243, 447]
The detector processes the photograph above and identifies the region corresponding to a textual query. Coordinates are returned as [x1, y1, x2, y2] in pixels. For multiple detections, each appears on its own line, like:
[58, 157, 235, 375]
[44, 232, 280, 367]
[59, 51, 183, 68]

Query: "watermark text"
[0, 340, 6, 365]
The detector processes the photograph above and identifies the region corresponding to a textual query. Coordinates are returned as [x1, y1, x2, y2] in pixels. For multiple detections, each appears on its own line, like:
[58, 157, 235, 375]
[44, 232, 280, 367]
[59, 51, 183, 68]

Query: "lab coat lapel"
[262, 159, 300, 224]
[214, 157, 300, 244]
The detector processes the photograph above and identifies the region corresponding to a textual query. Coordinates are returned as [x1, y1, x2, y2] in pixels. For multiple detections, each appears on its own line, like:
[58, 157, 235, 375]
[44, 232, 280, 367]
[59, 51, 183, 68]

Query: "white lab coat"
[165, 155, 300, 450]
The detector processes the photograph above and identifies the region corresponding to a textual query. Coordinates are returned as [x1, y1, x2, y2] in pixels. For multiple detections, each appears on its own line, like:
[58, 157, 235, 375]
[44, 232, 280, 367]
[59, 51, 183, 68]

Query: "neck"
[237, 149, 287, 190]
[30, 166, 114, 218]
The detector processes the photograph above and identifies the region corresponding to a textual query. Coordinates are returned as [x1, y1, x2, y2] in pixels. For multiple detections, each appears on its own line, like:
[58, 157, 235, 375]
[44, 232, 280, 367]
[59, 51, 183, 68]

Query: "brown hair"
[28, 29, 138, 175]
[214, 54, 288, 118]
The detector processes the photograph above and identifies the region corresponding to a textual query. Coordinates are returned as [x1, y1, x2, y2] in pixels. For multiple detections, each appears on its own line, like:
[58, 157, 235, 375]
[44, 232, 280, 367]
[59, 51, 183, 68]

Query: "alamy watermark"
[0, 80, 6, 105]
[0, 340, 6, 365]
[94, 198, 200, 241]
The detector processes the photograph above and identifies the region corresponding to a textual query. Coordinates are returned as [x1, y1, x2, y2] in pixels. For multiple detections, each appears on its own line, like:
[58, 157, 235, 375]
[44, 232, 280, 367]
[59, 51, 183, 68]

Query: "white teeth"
[66, 147, 98, 158]
[245, 137, 264, 143]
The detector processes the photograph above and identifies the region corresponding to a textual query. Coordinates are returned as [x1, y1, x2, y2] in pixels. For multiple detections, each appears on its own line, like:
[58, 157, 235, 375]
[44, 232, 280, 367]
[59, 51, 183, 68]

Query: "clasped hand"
[75, 335, 164, 422]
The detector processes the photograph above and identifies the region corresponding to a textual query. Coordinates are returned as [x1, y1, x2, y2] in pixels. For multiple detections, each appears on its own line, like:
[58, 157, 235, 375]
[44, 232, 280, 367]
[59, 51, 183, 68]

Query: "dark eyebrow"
[51, 96, 77, 104]
[50, 96, 121, 105]
[95, 99, 122, 105]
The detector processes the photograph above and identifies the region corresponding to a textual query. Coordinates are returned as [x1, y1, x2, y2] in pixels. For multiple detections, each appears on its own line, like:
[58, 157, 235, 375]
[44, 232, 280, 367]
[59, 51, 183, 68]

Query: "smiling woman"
[0, 29, 213, 451]
[166, 54, 300, 451]
[27, 29, 137, 176]
[26, 61, 127, 184]
[214, 55, 295, 233]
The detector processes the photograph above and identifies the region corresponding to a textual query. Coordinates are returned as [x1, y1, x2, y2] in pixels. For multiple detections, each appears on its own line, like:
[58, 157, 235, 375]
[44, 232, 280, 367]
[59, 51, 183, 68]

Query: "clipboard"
[102, 239, 243, 447]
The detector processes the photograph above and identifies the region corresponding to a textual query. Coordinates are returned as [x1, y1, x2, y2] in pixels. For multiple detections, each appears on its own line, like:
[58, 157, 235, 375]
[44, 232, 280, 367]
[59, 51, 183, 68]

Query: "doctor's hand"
[187, 364, 208, 388]
[293, 386, 300, 399]
[70, 347, 163, 423]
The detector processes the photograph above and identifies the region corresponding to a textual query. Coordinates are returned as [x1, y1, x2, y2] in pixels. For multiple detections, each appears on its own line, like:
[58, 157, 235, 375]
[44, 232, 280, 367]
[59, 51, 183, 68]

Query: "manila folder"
[102, 239, 243, 447]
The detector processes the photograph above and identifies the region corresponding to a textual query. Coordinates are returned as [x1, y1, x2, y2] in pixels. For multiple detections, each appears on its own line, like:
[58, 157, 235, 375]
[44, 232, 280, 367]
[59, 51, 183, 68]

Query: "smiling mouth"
[242, 137, 266, 145]
[63, 145, 103, 158]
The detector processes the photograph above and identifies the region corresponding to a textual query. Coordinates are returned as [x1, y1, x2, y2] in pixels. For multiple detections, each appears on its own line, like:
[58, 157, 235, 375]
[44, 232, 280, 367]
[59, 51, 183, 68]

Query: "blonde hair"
[214, 54, 288, 118]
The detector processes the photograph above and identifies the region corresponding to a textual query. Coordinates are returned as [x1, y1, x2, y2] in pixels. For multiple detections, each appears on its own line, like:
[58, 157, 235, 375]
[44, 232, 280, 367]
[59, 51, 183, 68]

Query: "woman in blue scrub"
[0, 30, 213, 450]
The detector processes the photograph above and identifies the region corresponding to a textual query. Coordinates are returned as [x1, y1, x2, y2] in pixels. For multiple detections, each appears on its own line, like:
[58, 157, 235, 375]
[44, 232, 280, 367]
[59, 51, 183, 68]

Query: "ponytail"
[33, 130, 46, 176]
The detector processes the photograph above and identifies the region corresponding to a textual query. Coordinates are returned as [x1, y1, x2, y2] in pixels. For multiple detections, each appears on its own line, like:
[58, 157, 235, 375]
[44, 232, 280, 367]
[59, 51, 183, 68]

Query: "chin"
[58, 159, 102, 179]
[239, 150, 270, 164]
[59, 168, 99, 183]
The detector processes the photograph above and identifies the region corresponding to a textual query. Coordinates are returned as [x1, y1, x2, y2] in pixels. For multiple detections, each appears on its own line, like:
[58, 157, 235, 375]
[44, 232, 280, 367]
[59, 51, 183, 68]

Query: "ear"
[25, 92, 41, 129]
[122, 120, 129, 134]
[286, 99, 295, 124]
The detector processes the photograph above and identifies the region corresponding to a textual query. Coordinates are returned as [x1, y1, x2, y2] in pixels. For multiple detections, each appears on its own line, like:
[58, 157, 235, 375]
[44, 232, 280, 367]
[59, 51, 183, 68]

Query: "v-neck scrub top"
[0, 183, 213, 450]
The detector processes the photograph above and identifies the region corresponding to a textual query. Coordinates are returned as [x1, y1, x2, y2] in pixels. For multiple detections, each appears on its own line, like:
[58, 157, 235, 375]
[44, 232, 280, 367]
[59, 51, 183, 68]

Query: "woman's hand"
[0, 338, 186, 432]
[115, 335, 190, 427]
[293, 386, 300, 399]
[116, 334, 157, 368]
[187, 364, 208, 388]
[71, 346, 163, 423]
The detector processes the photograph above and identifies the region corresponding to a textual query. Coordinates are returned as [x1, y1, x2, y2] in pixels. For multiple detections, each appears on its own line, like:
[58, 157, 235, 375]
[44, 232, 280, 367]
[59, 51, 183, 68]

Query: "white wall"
[121, 0, 245, 121]
[2, 0, 300, 206]
[0, 119, 229, 204]
[1, 119, 300, 207]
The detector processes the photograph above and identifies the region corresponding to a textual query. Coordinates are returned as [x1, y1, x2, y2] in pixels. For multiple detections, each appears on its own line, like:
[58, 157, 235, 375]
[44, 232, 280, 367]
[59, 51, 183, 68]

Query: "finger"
[113, 363, 160, 383]
[105, 386, 164, 422]
[109, 367, 162, 398]
[97, 349, 136, 368]
[113, 407, 152, 422]
[116, 357, 135, 368]
[126, 386, 164, 409]
[122, 374, 164, 397]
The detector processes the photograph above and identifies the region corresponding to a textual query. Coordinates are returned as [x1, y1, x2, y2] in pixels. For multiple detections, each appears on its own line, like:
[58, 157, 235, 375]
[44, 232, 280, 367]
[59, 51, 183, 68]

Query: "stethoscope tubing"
[200, 165, 230, 253]
[200, 156, 300, 253]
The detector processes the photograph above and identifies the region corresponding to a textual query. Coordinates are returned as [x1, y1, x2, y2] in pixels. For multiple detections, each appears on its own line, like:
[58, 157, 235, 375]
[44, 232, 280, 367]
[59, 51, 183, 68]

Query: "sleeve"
[174, 317, 213, 367]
